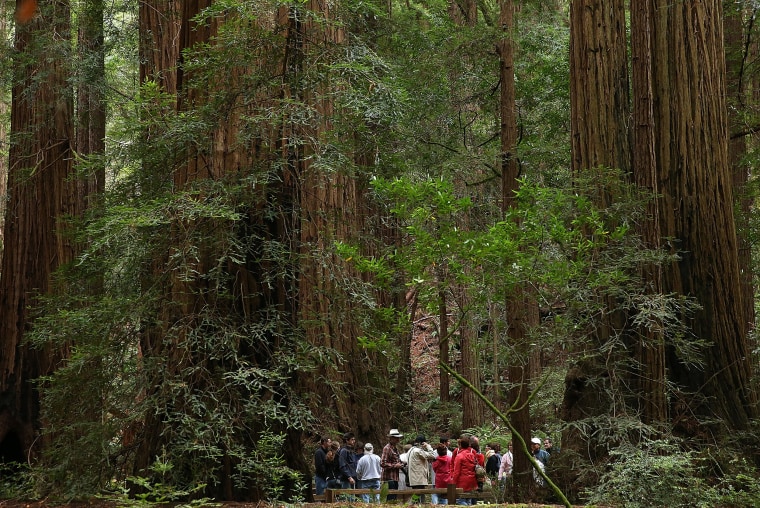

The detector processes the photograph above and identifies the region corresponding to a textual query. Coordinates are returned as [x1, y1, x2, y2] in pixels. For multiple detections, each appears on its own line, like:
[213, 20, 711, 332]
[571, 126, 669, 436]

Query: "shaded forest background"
[2, 0, 760, 506]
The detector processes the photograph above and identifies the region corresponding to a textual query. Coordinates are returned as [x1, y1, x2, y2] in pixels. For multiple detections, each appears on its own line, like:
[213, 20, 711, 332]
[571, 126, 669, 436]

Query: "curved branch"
[439, 361, 571, 508]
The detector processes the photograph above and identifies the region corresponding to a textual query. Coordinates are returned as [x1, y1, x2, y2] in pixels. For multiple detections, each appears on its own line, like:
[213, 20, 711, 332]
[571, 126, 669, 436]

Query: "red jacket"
[451, 448, 478, 492]
[432, 454, 451, 488]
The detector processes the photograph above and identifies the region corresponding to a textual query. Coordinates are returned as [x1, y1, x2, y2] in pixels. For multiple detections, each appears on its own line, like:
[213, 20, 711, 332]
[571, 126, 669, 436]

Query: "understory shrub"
[586, 438, 760, 508]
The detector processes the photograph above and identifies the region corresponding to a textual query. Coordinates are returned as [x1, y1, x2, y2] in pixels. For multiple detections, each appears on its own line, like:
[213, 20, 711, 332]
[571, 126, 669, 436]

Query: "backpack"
[474, 452, 491, 487]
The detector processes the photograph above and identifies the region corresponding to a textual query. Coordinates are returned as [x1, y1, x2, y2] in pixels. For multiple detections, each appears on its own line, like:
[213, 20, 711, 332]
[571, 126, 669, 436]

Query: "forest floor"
[0, 501, 586, 508]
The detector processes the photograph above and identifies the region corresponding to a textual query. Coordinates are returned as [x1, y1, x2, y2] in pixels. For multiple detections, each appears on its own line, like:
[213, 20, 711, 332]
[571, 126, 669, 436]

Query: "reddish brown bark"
[650, 0, 756, 433]
[630, 0, 666, 425]
[498, 0, 538, 501]
[0, 0, 76, 460]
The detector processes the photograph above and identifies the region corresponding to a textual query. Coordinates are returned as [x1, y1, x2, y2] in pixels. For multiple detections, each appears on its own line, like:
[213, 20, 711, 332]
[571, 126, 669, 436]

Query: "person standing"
[357, 443, 382, 502]
[451, 437, 478, 505]
[485, 443, 501, 477]
[469, 436, 485, 491]
[325, 441, 341, 489]
[439, 436, 453, 456]
[399, 443, 412, 490]
[498, 442, 513, 482]
[543, 438, 557, 455]
[381, 428, 405, 500]
[431, 444, 452, 505]
[530, 437, 548, 487]
[530, 437, 549, 467]
[407, 435, 437, 503]
[314, 436, 332, 495]
[338, 432, 359, 492]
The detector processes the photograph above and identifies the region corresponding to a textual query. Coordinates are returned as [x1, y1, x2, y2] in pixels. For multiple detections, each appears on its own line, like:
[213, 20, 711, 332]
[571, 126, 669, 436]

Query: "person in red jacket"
[432, 444, 452, 504]
[451, 437, 478, 505]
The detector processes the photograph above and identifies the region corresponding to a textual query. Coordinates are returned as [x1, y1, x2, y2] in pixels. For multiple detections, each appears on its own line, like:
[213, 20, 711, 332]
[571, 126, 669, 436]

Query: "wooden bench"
[323, 484, 496, 504]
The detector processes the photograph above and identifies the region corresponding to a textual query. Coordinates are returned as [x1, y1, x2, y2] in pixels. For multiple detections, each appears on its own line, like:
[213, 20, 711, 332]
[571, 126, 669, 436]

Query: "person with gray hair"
[357, 443, 382, 502]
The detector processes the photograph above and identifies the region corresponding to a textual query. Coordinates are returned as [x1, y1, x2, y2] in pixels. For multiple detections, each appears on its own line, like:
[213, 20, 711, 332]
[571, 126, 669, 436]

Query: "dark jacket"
[315, 446, 329, 478]
[485, 453, 501, 475]
[339, 444, 358, 481]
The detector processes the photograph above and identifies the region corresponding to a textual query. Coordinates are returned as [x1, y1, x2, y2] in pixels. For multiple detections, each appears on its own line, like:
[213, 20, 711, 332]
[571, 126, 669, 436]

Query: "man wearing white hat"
[530, 437, 549, 467]
[381, 429, 405, 499]
[529, 437, 548, 487]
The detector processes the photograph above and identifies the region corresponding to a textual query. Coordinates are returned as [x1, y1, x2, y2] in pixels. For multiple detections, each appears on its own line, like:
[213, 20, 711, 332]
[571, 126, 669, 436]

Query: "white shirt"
[498, 451, 513, 479]
[356, 452, 383, 480]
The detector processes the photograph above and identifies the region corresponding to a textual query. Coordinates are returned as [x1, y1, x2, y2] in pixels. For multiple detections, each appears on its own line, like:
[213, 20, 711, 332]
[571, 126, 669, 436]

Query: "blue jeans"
[456, 498, 472, 505]
[339, 479, 356, 501]
[315, 476, 327, 496]
[360, 478, 381, 502]
[431, 492, 448, 504]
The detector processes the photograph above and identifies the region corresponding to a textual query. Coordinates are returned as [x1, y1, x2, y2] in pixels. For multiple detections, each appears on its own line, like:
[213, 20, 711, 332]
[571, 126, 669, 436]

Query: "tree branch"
[439, 361, 571, 508]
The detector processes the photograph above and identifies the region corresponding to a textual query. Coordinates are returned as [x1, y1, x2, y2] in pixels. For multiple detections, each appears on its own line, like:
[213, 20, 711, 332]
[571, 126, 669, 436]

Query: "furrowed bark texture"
[564, 0, 631, 471]
[651, 0, 756, 433]
[0, 0, 75, 460]
[499, 0, 537, 501]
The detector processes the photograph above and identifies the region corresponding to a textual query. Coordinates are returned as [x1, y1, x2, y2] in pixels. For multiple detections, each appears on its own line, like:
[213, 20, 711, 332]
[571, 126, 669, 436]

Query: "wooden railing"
[322, 484, 496, 504]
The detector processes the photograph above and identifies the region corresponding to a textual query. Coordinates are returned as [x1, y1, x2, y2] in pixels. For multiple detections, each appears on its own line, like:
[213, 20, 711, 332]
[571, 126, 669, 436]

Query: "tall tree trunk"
[458, 290, 483, 429]
[0, 0, 75, 461]
[437, 267, 451, 403]
[77, 0, 106, 196]
[447, 0, 484, 430]
[630, 0, 667, 425]
[0, 2, 7, 246]
[563, 0, 630, 466]
[498, 0, 536, 501]
[283, 0, 393, 441]
[132, 0, 395, 496]
[138, 0, 180, 90]
[651, 0, 756, 433]
[449, 0, 477, 26]
[724, 2, 755, 338]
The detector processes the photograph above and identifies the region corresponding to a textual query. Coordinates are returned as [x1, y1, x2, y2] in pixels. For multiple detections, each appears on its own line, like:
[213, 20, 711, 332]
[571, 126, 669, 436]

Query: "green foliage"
[30, 152, 319, 500]
[102, 456, 219, 508]
[0, 463, 42, 501]
[586, 438, 760, 508]
[9, 0, 751, 503]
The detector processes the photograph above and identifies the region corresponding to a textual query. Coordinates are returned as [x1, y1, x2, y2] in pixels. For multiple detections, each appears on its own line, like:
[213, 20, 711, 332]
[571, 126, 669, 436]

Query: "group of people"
[314, 429, 558, 505]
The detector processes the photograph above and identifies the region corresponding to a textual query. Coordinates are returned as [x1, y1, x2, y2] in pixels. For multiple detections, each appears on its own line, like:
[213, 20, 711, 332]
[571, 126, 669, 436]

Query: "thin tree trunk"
[498, 0, 538, 501]
[77, 0, 106, 195]
[458, 290, 483, 429]
[437, 266, 450, 402]
[0, 2, 7, 246]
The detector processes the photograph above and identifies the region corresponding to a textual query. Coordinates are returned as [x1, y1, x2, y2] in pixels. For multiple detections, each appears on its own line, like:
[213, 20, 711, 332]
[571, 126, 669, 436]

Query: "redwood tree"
[498, 0, 537, 501]
[0, 0, 77, 461]
[563, 0, 631, 463]
[648, 0, 756, 433]
[127, 0, 395, 497]
[566, 0, 757, 444]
